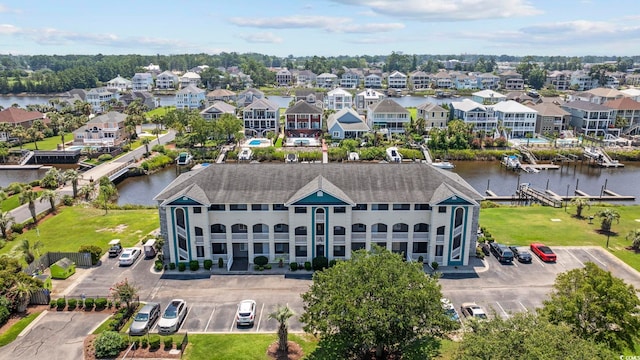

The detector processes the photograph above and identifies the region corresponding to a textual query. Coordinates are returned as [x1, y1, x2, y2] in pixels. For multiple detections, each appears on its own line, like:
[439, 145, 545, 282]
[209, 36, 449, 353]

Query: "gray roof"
[87, 111, 126, 124]
[177, 85, 205, 95]
[416, 102, 446, 112]
[285, 100, 323, 115]
[154, 163, 483, 205]
[245, 98, 279, 111]
[200, 101, 236, 115]
[368, 98, 408, 114]
[562, 100, 611, 111]
[327, 108, 370, 131]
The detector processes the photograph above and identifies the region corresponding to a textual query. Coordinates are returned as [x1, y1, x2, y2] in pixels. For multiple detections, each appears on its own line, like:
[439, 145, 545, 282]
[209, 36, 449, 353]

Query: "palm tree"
[79, 183, 96, 201]
[19, 186, 39, 225]
[11, 239, 43, 264]
[39, 189, 58, 213]
[11, 126, 27, 150]
[98, 177, 118, 214]
[596, 208, 621, 233]
[626, 229, 640, 252]
[570, 197, 591, 219]
[0, 210, 15, 239]
[268, 305, 295, 353]
[10, 278, 41, 312]
[64, 169, 80, 198]
[141, 137, 151, 155]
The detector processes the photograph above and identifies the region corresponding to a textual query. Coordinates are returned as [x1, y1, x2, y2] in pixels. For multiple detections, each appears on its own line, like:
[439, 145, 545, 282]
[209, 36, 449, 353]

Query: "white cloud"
[330, 0, 542, 21]
[0, 24, 20, 34]
[237, 32, 283, 44]
[230, 15, 403, 34]
[0, 4, 21, 14]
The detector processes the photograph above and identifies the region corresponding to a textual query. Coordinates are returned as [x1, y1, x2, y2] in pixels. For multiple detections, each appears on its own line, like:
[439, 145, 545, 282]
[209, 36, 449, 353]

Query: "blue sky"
[1, 0, 639, 57]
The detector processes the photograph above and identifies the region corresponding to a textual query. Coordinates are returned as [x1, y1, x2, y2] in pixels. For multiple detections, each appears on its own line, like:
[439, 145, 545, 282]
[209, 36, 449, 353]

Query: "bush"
[84, 298, 95, 309]
[418, 256, 424, 263]
[169, 262, 176, 270]
[94, 331, 125, 358]
[149, 336, 161, 351]
[132, 338, 140, 349]
[56, 298, 66, 309]
[264, 264, 272, 270]
[78, 245, 102, 265]
[218, 258, 224, 268]
[254, 256, 269, 266]
[431, 261, 439, 270]
[50, 299, 57, 308]
[329, 259, 337, 267]
[62, 195, 74, 206]
[97, 154, 113, 162]
[312, 256, 328, 271]
[67, 298, 77, 310]
[189, 260, 199, 271]
[141, 337, 149, 348]
[164, 336, 173, 349]
[95, 298, 107, 309]
[476, 246, 485, 259]
[10, 223, 24, 235]
[151, 144, 165, 153]
[290, 262, 298, 271]
[203, 259, 213, 270]
[304, 261, 312, 271]
[0, 306, 9, 327]
[154, 261, 163, 271]
[178, 262, 186, 272]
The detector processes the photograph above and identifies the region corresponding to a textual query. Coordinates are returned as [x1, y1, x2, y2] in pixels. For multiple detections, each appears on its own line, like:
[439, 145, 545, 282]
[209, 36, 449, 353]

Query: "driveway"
[0, 311, 110, 360]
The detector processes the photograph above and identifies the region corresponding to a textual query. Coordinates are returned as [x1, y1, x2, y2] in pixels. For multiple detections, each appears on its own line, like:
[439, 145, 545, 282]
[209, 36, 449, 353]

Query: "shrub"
[164, 336, 173, 349]
[312, 256, 328, 271]
[50, 299, 57, 308]
[78, 245, 102, 265]
[218, 258, 224, 268]
[107, 300, 113, 309]
[62, 195, 74, 206]
[0, 306, 9, 327]
[56, 298, 66, 309]
[329, 259, 337, 267]
[476, 246, 485, 259]
[253, 265, 261, 271]
[94, 331, 125, 358]
[141, 337, 149, 348]
[290, 262, 298, 271]
[151, 144, 165, 153]
[169, 262, 176, 270]
[178, 262, 186, 272]
[95, 298, 107, 309]
[154, 261, 163, 271]
[431, 261, 439, 270]
[114, 301, 121, 309]
[264, 264, 272, 270]
[67, 298, 77, 310]
[203, 259, 213, 270]
[189, 260, 199, 271]
[132, 338, 140, 349]
[304, 261, 312, 271]
[418, 256, 424, 263]
[97, 154, 113, 162]
[84, 298, 95, 309]
[10, 223, 24, 235]
[254, 256, 269, 266]
[149, 336, 161, 351]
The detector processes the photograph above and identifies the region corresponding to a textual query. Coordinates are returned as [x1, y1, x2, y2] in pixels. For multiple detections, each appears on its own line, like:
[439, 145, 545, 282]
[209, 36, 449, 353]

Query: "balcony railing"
[231, 233, 248, 240]
[274, 233, 289, 240]
[295, 236, 307, 243]
[352, 233, 366, 240]
[333, 235, 346, 243]
[436, 235, 445, 243]
[392, 233, 408, 240]
[211, 234, 226, 241]
[372, 233, 388, 240]
[195, 236, 204, 244]
[253, 233, 269, 240]
[413, 233, 429, 240]
[315, 214, 325, 222]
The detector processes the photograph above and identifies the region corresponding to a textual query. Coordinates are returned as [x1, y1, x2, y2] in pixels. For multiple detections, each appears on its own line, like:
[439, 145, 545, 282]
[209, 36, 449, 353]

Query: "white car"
[236, 299, 256, 326]
[158, 299, 187, 334]
[460, 302, 488, 320]
[118, 248, 141, 266]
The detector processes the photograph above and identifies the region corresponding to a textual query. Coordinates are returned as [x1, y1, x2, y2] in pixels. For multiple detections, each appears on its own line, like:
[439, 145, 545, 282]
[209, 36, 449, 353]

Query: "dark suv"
[489, 242, 514, 263]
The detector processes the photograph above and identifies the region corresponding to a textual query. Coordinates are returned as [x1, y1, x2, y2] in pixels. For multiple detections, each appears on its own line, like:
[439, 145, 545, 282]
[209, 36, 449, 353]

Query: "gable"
[292, 191, 349, 206]
[436, 195, 474, 206]
[338, 111, 362, 124]
[166, 196, 204, 206]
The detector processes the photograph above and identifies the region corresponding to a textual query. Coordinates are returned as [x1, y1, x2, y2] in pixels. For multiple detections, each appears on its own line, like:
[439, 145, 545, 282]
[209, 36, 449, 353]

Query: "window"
[211, 224, 226, 233]
[372, 223, 387, 233]
[193, 207, 202, 213]
[251, 204, 269, 211]
[414, 223, 429, 232]
[437, 226, 445, 236]
[333, 226, 346, 235]
[413, 242, 428, 253]
[414, 204, 431, 210]
[295, 226, 307, 236]
[435, 245, 444, 256]
[253, 243, 266, 254]
[316, 244, 325, 257]
[438, 206, 447, 213]
[212, 243, 227, 254]
[196, 246, 204, 258]
[352, 204, 368, 211]
[194, 227, 203, 236]
[272, 204, 287, 211]
[372, 204, 388, 211]
[333, 207, 346, 213]
[275, 243, 289, 254]
[274, 224, 289, 233]
[175, 208, 185, 228]
[295, 246, 307, 257]
[333, 245, 346, 257]
[376, 242, 387, 249]
[209, 204, 225, 211]
[455, 208, 464, 227]
[333, 131, 340, 137]
[294, 207, 307, 213]
[231, 224, 248, 233]
[393, 204, 410, 210]
[392, 223, 408, 232]
[230, 204, 247, 211]
[351, 242, 366, 251]
[352, 223, 366, 232]
[178, 236, 187, 251]
[253, 224, 268, 233]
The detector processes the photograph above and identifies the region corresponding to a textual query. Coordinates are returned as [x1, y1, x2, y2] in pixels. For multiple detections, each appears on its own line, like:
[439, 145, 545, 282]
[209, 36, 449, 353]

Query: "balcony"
[413, 233, 429, 240]
[231, 233, 248, 240]
[436, 235, 445, 243]
[392, 233, 408, 240]
[253, 233, 269, 240]
[333, 235, 346, 243]
[295, 236, 307, 243]
[210, 234, 226, 241]
[195, 236, 204, 244]
[352, 233, 366, 240]
[372, 233, 388, 240]
[315, 214, 325, 222]
[274, 233, 289, 240]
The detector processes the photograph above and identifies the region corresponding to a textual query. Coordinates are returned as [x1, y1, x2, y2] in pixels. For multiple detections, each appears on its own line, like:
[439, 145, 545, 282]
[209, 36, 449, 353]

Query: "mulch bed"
[84, 334, 181, 360]
[266, 341, 304, 360]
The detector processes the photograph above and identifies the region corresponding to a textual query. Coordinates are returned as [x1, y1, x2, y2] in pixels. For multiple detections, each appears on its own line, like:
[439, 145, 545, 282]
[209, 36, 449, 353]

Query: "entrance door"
[231, 243, 249, 271]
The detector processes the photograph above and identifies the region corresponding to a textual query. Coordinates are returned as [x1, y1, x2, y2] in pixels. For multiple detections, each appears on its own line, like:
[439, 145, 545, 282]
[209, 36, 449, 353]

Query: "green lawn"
[480, 204, 640, 271]
[12, 136, 64, 151]
[0, 206, 159, 257]
[183, 333, 317, 360]
[0, 311, 42, 347]
[1, 192, 42, 212]
[146, 106, 175, 118]
[408, 107, 417, 120]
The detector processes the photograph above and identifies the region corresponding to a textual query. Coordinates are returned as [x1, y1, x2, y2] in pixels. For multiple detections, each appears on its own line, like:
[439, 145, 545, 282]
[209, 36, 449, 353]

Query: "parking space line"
[511, 260, 518, 268]
[532, 255, 545, 267]
[204, 306, 216, 332]
[495, 302, 509, 318]
[255, 303, 265, 332]
[229, 309, 236, 332]
[564, 249, 584, 267]
[519, 302, 528, 312]
[584, 249, 607, 267]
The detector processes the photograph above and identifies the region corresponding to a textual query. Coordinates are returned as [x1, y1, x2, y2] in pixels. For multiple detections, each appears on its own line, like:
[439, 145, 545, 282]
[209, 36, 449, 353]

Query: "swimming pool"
[248, 140, 261, 146]
[244, 138, 272, 147]
[509, 138, 549, 146]
[64, 145, 99, 151]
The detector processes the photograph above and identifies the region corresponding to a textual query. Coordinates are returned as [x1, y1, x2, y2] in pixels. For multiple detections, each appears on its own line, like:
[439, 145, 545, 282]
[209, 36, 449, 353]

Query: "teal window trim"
[170, 208, 178, 265]
[311, 206, 316, 259]
[324, 207, 329, 258]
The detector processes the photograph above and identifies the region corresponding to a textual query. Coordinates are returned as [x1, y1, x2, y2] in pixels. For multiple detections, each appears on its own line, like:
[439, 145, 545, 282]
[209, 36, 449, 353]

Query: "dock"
[582, 146, 624, 168]
[484, 184, 635, 205]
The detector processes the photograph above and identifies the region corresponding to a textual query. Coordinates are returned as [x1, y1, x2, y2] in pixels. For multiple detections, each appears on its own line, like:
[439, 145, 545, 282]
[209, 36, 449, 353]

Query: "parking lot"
[440, 246, 640, 319]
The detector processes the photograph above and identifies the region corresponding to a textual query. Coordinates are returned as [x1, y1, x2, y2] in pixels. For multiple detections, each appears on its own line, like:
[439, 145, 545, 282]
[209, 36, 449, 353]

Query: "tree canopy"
[300, 247, 455, 360]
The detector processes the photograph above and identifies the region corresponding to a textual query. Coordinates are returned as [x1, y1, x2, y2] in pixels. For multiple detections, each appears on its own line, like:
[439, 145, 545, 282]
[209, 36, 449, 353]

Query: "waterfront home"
[621, 88, 640, 102]
[86, 87, 118, 113]
[276, 69, 292, 87]
[432, 71, 454, 89]
[284, 100, 323, 138]
[453, 73, 476, 90]
[175, 85, 206, 110]
[568, 87, 625, 105]
[546, 71, 571, 91]
[477, 73, 500, 90]
[492, 100, 538, 138]
[154, 163, 483, 268]
[626, 74, 640, 87]
[294, 90, 324, 109]
[499, 71, 524, 91]
[528, 102, 570, 136]
[327, 107, 370, 139]
[355, 89, 385, 113]
[0, 108, 48, 142]
[366, 98, 410, 134]
[561, 100, 616, 137]
[416, 102, 448, 130]
[237, 88, 265, 107]
[206, 89, 236, 106]
[387, 71, 408, 89]
[242, 98, 280, 137]
[409, 71, 431, 90]
[450, 99, 498, 133]
[132, 73, 154, 91]
[156, 70, 179, 90]
[72, 111, 127, 148]
[119, 91, 158, 110]
[325, 88, 354, 111]
[106, 75, 132, 92]
[179, 72, 201, 88]
[200, 101, 236, 121]
[570, 71, 598, 91]
[293, 69, 317, 87]
[603, 97, 640, 129]
[364, 74, 382, 88]
[341, 70, 361, 89]
[472, 89, 506, 105]
[317, 73, 339, 88]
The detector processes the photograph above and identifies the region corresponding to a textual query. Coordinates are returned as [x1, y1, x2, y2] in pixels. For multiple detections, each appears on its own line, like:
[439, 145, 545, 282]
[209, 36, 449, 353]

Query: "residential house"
[355, 89, 385, 113]
[119, 91, 159, 110]
[276, 69, 292, 87]
[450, 99, 497, 133]
[143, 63, 162, 76]
[0, 108, 47, 142]
[471, 90, 506, 105]
[625, 74, 640, 87]
[492, 100, 538, 138]
[284, 100, 323, 138]
[621, 88, 640, 102]
[242, 98, 280, 137]
[499, 71, 524, 90]
[206, 89, 237, 106]
[156, 71, 179, 90]
[409, 71, 431, 90]
[325, 88, 354, 111]
[387, 71, 408, 89]
[293, 69, 317, 87]
[153, 163, 482, 267]
[341, 70, 361, 89]
[72, 111, 126, 147]
[132, 73, 154, 91]
[295, 90, 324, 109]
[106, 75, 132, 92]
[454, 74, 476, 90]
[568, 88, 624, 105]
[327, 108, 370, 139]
[175, 85, 206, 110]
[546, 71, 570, 91]
[364, 74, 382, 88]
[477, 73, 500, 90]
[505, 91, 541, 105]
[179, 72, 202, 88]
[529, 102, 570, 136]
[86, 87, 118, 113]
[570, 71, 598, 91]
[416, 102, 448, 130]
[432, 71, 453, 89]
[189, 65, 210, 74]
[317, 73, 339, 88]
[603, 97, 640, 129]
[561, 100, 616, 137]
[237, 88, 265, 107]
[366, 98, 410, 134]
[200, 101, 236, 121]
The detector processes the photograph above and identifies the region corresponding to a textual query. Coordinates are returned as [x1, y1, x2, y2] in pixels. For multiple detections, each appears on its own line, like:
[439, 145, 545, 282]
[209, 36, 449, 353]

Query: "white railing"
[436, 235, 445, 243]
[195, 236, 204, 244]
[295, 236, 307, 243]
[210, 234, 226, 241]
[231, 233, 248, 240]
[253, 233, 269, 240]
[333, 235, 345, 243]
[274, 233, 289, 240]
[177, 227, 186, 238]
[413, 233, 429, 240]
[392, 233, 408, 240]
[372, 233, 388, 240]
[352, 233, 366, 240]
[315, 214, 325, 222]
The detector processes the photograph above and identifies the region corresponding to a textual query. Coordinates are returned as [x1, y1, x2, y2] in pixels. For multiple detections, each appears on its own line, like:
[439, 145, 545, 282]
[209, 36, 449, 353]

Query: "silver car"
[236, 299, 256, 326]
[158, 299, 187, 334]
[129, 302, 160, 335]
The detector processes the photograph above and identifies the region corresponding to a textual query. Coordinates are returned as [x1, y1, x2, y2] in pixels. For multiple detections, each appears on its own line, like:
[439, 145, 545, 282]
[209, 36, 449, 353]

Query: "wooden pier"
[484, 185, 635, 205]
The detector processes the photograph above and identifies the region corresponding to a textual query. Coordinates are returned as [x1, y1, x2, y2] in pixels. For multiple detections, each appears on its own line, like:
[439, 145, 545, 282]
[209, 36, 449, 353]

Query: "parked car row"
[482, 242, 557, 264]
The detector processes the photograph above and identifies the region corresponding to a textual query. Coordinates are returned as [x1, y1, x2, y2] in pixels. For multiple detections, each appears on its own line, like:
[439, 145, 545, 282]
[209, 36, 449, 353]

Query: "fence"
[24, 251, 93, 275]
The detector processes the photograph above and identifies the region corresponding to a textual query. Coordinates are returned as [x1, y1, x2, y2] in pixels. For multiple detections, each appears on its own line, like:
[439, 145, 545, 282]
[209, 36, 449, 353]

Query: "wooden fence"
[24, 251, 93, 275]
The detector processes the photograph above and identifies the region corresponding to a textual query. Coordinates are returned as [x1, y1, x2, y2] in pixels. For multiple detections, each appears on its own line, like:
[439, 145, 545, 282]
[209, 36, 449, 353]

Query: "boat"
[385, 147, 402, 163]
[501, 154, 522, 170]
[176, 152, 193, 166]
[238, 148, 253, 161]
[431, 161, 455, 169]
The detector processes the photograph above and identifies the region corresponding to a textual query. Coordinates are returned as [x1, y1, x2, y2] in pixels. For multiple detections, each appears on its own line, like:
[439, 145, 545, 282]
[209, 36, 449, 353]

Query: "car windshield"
[477, 313, 488, 319]
[164, 306, 178, 319]
[540, 246, 553, 254]
[121, 253, 130, 258]
[135, 313, 149, 321]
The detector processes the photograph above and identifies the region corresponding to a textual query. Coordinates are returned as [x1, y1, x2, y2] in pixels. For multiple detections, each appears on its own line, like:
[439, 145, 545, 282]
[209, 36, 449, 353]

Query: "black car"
[489, 242, 514, 263]
[480, 243, 491, 256]
[509, 246, 532, 263]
